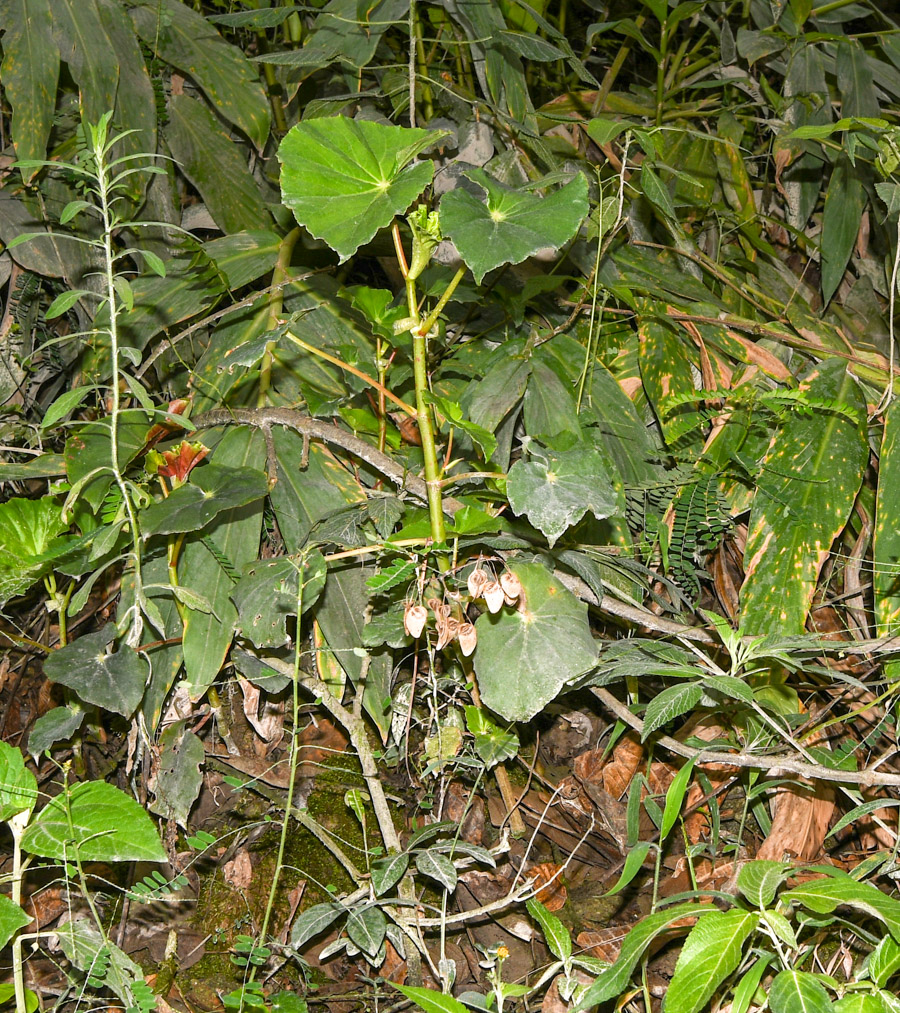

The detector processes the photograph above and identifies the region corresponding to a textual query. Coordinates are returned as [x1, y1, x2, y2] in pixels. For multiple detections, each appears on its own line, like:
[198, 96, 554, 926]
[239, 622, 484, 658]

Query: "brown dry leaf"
[576, 928, 624, 964]
[378, 939, 408, 984]
[756, 781, 835, 863]
[542, 971, 593, 1013]
[528, 862, 567, 912]
[443, 780, 485, 845]
[24, 887, 66, 929]
[278, 881, 307, 944]
[223, 848, 253, 890]
[238, 675, 284, 752]
[602, 733, 644, 798]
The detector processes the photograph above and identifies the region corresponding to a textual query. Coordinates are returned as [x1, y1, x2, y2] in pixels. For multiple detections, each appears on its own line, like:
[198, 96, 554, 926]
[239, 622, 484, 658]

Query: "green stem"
[405, 276, 446, 545]
[414, 4, 434, 122]
[9, 812, 28, 1013]
[419, 265, 465, 337]
[592, 14, 646, 116]
[93, 129, 144, 647]
[655, 21, 669, 126]
[258, 228, 301, 407]
[252, 567, 305, 970]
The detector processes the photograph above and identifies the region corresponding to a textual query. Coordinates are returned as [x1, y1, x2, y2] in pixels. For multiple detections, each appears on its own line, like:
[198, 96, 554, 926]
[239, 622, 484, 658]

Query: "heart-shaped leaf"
[43, 626, 148, 718]
[279, 117, 447, 261]
[441, 169, 588, 283]
[140, 464, 269, 536]
[474, 562, 597, 722]
[0, 894, 32, 950]
[507, 443, 621, 547]
[22, 780, 167, 863]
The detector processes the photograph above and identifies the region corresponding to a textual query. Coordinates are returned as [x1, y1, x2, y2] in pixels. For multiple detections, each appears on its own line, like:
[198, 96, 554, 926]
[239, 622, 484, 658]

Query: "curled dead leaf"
[528, 862, 567, 912]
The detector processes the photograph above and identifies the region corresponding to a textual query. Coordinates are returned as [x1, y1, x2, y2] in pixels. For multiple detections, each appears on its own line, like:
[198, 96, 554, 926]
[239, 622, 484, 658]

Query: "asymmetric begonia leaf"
[440, 169, 588, 283]
[278, 118, 447, 262]
[474, 562, 597, 722]
[140, 463, 269, 536]
[43, 626, 148, 718]
[0, 740, 38, 821]
[507, 443, 621, 547]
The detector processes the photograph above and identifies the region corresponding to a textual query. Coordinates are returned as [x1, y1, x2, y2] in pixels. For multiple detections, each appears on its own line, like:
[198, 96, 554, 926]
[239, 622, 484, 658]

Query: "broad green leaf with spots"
[740, 362, 866, 636]
[140, 464, 269, 536]
[474, 561, 598, 721]
[441, 169, 588, 284]
[278, 118, 447, 262]
[507, 443, 622, 547]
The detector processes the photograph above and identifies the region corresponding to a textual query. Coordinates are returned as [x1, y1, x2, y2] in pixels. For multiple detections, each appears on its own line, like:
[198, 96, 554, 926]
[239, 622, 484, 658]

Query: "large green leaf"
[574, 904, 717, 1009]
[474, 561, 598, 721]
[782, 873, 900, 943]
[129, 0, 270, 149]
[637, 315, 699, 446]
[0, 495, 70, 608]
[394, 986, 468, 1013]
[179, 428, 266, 699]
[43, 626, 148, 718]
[278, 118, 446, 262]
[441, 169, 588, 283]
[768, 970, 833, 1013]
[166, 93, 271, 234]
[0, 740, 39, 821]
[231, 552, 327, 648]
[140, 463, 268, 536]
[522, 359, 581, 447]
[821, 154, 865, 306]
[507, 443, 621, 548]
[22, 780, 167, 863]
[148, 725, 204, 829]
[1, 0, 59, 178]
[64, 410, 151, 512]
[740, 363, 866, 636]
[0, 894, 32, 950]
[665, 910, 757, 1013]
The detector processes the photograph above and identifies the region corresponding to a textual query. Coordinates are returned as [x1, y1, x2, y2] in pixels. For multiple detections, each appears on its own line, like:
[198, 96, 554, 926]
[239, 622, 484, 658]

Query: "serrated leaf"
[140, 464, 269, 536]
[782, 874, 900, 943]
[474, 562, 597, 722]
[666, 910, 757, 1013]
[43, 626, 148, 718]
[526, 898, 571, 961]
[291, 903, 342, 948]
[415, 849, 458, 892]
[768, 970, 832, 1013]
[642, 683, 703, 740]
[22, 781, 167, 863]
[736, 860, 792, 908]
[0, 494, 70, 608]
[279, 118, 446, 262]
[441, 169, 588, 284]
[371, 852, 409, 896]
[868, 933, 900, 989]
[507, 444, 620, 547]
[395, 985, 470, 1013]
[574, 903, 717, 1009]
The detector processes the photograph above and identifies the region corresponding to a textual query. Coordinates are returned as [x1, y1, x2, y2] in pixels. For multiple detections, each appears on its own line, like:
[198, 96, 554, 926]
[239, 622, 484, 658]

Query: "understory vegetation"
[5, 1, 900, 1011]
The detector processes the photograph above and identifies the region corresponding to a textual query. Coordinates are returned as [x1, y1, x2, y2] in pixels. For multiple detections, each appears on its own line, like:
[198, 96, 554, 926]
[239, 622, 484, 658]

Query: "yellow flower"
[496, 946, 509, 960]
